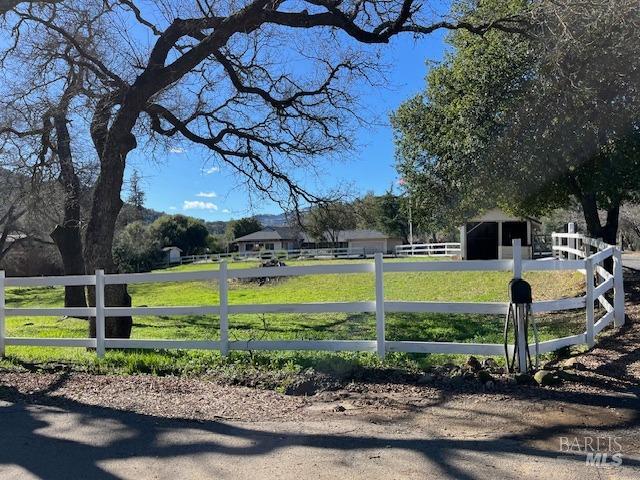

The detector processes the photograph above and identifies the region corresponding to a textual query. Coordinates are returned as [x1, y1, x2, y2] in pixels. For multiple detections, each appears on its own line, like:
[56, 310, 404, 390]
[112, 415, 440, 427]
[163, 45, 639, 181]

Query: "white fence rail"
[0, 238, 624, 360]
[395, 242, 461, 257]
[178, 247, 370, 265]
[552, 232, 618, 259]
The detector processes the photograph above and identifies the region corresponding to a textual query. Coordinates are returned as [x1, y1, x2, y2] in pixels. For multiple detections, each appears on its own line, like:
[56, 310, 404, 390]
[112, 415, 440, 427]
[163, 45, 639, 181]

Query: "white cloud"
[168, 206, 177, 211]
[169, 147, 185, 154]
[183, 200, 218, 211]
[222, 209, 230, 213]
[196, 191, 217, 198]
[203, 166, 220, 175]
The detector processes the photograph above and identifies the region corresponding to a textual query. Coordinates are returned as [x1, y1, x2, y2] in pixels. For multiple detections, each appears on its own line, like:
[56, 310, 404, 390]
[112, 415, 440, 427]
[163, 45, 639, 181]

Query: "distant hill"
[116, 204, 165, 230]
[117, 204, 290, 234]
[204, 214, 288, 234]
[204, 220, 226, 235]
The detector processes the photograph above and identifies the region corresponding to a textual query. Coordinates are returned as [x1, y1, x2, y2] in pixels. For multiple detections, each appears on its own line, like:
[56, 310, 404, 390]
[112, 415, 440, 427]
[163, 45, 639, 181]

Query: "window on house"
[264, 243, 275, 250]
[502, 222, 529, 246]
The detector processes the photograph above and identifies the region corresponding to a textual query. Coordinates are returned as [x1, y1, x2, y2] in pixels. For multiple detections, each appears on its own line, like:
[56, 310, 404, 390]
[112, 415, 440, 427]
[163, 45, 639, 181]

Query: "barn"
[459, 208, 540, 260]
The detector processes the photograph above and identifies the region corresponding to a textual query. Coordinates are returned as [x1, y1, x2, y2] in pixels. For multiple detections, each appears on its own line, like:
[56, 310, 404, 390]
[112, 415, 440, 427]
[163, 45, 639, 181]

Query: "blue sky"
[125, 31, 448, 221]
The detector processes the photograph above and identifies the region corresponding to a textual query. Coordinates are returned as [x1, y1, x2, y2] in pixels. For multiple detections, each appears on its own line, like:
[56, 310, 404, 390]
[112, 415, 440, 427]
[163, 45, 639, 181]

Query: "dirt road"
[1, 363, 638, 480]
[0, 387, 637, 479]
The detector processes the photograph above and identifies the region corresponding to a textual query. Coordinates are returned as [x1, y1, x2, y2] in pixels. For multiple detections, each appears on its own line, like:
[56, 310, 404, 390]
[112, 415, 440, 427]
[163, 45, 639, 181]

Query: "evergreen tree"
[127, 170, 145, 219]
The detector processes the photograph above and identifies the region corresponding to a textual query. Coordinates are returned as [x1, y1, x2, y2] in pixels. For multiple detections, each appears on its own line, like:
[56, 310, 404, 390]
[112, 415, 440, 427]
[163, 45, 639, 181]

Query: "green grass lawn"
[1, 258, 588, 375]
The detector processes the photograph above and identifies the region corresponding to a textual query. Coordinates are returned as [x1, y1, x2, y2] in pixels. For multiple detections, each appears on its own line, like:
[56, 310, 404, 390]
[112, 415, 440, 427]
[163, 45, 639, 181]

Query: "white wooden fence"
[552, 232, 615, 261]
[552, 232, 625, 343]
[179, 247, 369, 264]
[395, 242, 462, 257]
[0, 238, 624, 360]
[181, 242, 462, 264]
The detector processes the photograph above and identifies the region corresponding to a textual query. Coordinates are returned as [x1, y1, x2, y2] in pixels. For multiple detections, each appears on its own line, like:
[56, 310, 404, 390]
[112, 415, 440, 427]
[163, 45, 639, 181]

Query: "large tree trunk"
[601, 205, 620, 246]
[50, 112, 87, 309]
[85, 188, 133, 338]
[51, 225, 87, 307]
[578, 193, 620, 245]
[578, 191, 620, 273]
[84, 126, 137, 339]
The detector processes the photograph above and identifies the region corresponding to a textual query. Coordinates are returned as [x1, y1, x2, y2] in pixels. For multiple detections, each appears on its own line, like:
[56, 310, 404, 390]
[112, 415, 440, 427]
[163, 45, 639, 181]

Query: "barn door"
[466, 222, 499, 260]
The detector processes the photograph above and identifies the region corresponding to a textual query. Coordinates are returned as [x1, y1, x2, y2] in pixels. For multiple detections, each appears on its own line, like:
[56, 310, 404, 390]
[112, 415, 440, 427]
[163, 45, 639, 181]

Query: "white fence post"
[613, 249, 625, 327]
[374, 253, 385, 359]
[582, 236, 589, 259]
[95, 270, 106, 358]
[585, 258, 595, 348]
[219, 261, 229, 356]
[575, 235, 581, 257]
[0, 271, 5, 358]
[567, 222, 576, 260]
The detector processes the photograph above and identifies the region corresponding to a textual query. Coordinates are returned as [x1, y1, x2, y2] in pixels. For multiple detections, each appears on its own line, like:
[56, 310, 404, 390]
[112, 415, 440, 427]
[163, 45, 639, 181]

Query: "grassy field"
[1, 258, 587, 376]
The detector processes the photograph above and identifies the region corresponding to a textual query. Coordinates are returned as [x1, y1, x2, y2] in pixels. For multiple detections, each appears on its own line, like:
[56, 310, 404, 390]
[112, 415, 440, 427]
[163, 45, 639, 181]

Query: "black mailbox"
[508, 278, 532, 304]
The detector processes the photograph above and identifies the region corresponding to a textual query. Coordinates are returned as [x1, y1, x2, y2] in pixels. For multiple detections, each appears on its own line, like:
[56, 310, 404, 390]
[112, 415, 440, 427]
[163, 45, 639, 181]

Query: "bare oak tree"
[6, 0, 525, 338]
[48, 70, 90, 308]
[0, 26, 97, 307]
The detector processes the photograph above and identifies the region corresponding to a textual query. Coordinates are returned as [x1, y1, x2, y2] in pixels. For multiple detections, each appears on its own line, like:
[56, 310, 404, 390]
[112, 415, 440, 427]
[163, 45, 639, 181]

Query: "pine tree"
[127, 170, 145, 219]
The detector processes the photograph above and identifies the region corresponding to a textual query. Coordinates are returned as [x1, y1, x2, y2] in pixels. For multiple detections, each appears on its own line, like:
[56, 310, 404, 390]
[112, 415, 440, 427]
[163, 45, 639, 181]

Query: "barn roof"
[467, 208, 541, 225]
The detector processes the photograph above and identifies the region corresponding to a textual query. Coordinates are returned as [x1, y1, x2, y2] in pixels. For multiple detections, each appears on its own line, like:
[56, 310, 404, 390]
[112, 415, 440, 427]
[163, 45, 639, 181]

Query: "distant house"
[345, 230, 404, 254]
[233, 227, 302, 253]
[302, 229, 403, 254]
[162, 246, 183, 264]
[233, 227, 402, 254]
[459, 208, 541, 260]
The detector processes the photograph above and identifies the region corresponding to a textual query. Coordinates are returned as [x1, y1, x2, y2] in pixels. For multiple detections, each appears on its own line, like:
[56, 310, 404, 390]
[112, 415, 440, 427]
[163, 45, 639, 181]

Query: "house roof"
[233, 227, 301, 243]
[162, 246, 182, 252]
[339, 229, 398, 241]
